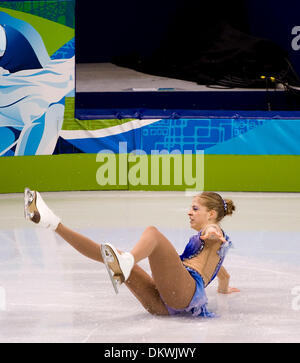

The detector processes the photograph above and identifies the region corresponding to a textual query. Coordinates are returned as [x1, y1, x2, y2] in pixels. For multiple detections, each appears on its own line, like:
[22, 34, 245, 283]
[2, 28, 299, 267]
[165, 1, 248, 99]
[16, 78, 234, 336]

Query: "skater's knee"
[144, 225, 159, 236]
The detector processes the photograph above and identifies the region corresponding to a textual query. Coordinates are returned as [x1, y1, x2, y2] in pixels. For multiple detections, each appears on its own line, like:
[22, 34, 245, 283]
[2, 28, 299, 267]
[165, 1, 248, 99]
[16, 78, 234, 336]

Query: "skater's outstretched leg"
[56, 223, 103, 262]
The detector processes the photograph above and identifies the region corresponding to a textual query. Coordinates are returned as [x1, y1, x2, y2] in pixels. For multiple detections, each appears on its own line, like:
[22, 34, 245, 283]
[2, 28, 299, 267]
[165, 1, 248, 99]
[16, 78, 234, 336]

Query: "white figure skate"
[24, 187, 61, 231]
[101, 243, 134, 294]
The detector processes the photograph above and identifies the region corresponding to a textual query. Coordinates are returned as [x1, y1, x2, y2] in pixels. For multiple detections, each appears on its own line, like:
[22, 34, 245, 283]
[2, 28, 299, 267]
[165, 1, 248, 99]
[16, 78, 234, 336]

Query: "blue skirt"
[162, 267, 216, 318]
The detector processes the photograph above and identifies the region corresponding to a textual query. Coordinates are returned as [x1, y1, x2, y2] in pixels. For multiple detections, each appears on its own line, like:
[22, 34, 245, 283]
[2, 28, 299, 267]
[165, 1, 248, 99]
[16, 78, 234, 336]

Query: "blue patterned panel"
[139, 119, 268, 153]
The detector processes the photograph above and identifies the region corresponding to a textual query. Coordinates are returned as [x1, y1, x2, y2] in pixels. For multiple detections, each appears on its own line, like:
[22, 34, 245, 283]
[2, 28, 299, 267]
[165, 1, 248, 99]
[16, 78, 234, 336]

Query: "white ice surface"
[0, 191, 299, 343]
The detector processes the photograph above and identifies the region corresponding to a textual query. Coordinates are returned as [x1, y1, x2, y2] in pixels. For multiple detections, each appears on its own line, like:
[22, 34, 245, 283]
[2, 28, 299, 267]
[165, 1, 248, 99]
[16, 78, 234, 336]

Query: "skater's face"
[188, 197, 217, 231]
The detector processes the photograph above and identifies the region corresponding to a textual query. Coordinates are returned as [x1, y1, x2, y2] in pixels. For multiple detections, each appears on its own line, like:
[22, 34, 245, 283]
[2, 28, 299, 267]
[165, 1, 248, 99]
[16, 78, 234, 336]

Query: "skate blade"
[24, 188, 35, 219]
[24, 188, 40, 223]
[101, 245, 120, 294]
[104, 245, 125, 281]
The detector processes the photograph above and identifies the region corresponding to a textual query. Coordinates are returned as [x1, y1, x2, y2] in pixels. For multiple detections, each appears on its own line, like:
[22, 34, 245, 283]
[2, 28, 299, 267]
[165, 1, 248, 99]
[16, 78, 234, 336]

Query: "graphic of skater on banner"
[0, 1, 75, 156]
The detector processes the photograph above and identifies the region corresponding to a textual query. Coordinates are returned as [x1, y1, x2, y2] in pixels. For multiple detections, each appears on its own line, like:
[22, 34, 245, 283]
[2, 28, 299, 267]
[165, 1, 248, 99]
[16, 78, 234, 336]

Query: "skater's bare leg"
[130, 226, 196, 310]
[56, 223, 103, 262]
[55, 223, 168, 315]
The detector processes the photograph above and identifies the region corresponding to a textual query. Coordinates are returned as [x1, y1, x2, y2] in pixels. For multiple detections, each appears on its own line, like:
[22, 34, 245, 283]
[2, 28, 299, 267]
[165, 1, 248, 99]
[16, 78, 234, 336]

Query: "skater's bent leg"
[56, 223, 103, 262]
[125, 264, 169, 316]
[130, 226, 196, 310]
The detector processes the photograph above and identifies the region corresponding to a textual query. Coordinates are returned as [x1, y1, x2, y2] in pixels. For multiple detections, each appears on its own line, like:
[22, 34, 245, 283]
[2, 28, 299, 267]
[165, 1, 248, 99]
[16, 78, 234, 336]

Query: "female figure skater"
[24, 188, 239, 317]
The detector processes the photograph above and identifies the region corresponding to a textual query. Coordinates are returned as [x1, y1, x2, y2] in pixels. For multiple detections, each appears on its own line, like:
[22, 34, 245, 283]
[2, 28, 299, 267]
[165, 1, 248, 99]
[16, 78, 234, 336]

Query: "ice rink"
[0, 190, 299, 343]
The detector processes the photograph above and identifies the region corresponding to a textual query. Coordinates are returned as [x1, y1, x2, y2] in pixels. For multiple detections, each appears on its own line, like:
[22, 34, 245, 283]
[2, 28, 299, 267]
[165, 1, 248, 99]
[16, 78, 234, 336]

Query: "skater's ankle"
[55, 222, 63, 233]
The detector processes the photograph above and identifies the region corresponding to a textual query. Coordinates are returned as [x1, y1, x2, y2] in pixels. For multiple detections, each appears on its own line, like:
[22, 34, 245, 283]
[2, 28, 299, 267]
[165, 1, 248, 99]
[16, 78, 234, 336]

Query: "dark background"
[75, 0, 300, 82]
[75, 0, 249, 62]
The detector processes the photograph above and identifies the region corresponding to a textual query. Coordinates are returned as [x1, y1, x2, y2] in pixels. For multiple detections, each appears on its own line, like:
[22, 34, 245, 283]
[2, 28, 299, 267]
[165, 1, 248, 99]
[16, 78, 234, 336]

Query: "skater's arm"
[217, 266, 240, 294]
[56, 223, 103, 262]
[217, 266, 230, 293]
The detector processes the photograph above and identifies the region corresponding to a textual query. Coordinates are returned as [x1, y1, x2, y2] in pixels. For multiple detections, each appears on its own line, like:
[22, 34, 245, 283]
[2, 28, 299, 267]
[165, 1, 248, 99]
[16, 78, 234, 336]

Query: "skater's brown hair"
[196, 192, 235, 222]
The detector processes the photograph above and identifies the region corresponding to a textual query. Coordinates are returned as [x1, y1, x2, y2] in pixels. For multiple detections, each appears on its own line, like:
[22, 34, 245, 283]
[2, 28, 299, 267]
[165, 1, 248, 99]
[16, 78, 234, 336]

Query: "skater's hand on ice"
[218, 286, 240, 294]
